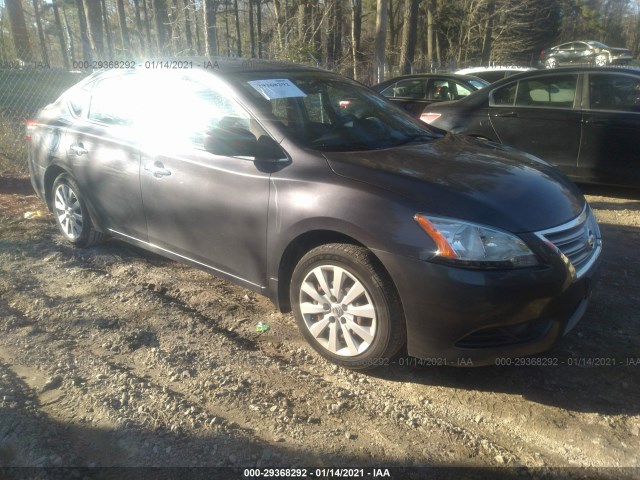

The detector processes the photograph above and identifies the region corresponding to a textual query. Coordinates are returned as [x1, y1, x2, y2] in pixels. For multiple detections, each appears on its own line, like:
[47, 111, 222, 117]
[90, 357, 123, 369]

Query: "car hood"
[323, 134, 585, 233]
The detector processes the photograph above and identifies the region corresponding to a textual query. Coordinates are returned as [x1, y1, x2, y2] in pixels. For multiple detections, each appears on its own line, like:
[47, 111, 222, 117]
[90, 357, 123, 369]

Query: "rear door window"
[514, 75, 577, 108]
[589, 74, 640, 112]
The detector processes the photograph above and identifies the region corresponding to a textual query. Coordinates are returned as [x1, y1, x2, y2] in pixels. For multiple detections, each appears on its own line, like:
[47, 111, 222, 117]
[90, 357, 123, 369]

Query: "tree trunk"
[6, 0, 33, 61]
[481, 0, 495, 66]
[117, 0, 132, 53]
[351, 0, 362, 80]
[142, 0, 153, 53]
[76, 0, 92, 61]
[249, 0, 256, 58]
[153, 0, 172, 53]
[32, 0, 50, 64]
[183, 0, 194, 53]
[132, 0, 146, 53]
[101, 0, 114, 58]
[374, 0, 387, 83]
[399, 0, 419, 74]
[234, 0, 242, 56]
[256, 0, 262, 58]
[273, 0, 285, 49]
[52, 1, 71, 69]
[427, 0, 435, 69]
[83, 0, 105, 57]
[203, 0, 219, 57]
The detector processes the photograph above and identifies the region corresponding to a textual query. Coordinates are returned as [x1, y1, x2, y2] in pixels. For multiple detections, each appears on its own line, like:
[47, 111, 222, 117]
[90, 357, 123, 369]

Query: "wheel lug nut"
[323, 303, 330, 311]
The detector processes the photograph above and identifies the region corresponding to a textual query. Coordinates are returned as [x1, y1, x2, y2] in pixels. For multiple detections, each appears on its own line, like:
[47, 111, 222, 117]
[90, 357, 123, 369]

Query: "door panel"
[579, 73, 640, 186]
[63, 75, 145, 239]
[138, 77, 271, 288]
[489, 74, 581, 176]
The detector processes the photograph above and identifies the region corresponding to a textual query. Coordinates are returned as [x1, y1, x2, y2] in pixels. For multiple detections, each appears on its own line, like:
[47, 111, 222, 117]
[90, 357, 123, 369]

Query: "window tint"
[67, 82, 94, 117]
[491, 83, 517, 106]
[88, 75, 139, 126]
[589, 74, 640, 112]
[388, 79, 427, 99]
[139, 76, 254, 151]
[514, 75, 577, 108]
[380, 82, 398, 97]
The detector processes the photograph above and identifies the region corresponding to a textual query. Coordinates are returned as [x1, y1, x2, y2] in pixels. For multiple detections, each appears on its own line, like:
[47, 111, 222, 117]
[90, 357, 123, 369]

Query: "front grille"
[536, 206, 602, 278]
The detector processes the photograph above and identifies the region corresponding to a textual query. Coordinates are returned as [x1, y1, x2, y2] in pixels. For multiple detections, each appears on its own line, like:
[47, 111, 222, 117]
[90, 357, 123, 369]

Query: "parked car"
[371, 73, 488, 118]
[540, 41, 633, 68]
[422, 67, 640, 187]
[456, 66, 536, 83]
[28, 61, 601, 369]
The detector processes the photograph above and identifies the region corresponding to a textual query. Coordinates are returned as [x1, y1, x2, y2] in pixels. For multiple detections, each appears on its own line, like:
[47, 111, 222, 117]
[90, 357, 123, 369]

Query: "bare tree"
[399, 0, 419, 74]
[52, 1, 71, 69]
[117, 0, 132, 53]
[374, 0, 388, 83]
[76, 0, 92, 61]
[32, 0, 50, 64]
[183, 0, 195, 53]
[351, 0, 362, 79]
[203, 0, 220, 56]
[153, 0, 172, 53]
[234, 0, 242, 56]
[6, 0, 33, 61]
[83, 0, 105, 56]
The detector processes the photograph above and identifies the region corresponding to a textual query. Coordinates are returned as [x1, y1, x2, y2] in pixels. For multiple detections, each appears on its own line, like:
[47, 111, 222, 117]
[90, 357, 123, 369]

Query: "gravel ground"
[0, 176, 639, 479]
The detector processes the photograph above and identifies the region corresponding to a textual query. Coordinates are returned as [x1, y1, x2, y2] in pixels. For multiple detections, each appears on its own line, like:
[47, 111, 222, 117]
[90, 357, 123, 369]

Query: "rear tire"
[290, 243, 406, 370]
[545, 58, 558, 69]
[52, 173, 105, 247]
[595, 54, 608, 67]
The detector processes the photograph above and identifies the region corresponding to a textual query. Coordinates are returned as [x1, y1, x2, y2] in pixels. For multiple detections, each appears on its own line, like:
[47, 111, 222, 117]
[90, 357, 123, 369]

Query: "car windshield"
[587, 41, 608, 48]
[234, 71, 440, 151]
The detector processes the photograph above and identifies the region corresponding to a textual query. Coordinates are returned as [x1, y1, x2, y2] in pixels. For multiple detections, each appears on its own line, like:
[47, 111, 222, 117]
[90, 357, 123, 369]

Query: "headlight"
[414, 214, 540, 269]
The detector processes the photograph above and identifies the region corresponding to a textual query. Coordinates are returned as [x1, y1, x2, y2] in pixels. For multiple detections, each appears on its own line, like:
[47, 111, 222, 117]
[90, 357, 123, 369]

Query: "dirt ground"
[0, 175, 639, 479]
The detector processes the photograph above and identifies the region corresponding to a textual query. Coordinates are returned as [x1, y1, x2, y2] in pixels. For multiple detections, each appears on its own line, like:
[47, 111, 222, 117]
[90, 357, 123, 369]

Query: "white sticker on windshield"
[247, 79, 307, 100]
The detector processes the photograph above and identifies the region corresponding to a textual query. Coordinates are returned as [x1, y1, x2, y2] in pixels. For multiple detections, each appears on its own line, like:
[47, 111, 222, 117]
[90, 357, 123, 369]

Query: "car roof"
[372, 72, 486, 89]
[80, 57, 329, 84]
[456, 66, 533, 74]
[487, 65, 640, 84]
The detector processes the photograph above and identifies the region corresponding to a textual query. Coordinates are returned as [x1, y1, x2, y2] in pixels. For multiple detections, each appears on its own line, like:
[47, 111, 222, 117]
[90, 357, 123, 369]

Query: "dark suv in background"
[27, 60, 601, 369]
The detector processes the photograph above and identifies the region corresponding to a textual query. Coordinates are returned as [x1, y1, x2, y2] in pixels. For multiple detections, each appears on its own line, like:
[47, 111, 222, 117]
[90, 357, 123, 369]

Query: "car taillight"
[24, 119, 37, 142]
[540, 50, 546, 57]
[339, 100, 351, 108]
[420, 112, 441, 124]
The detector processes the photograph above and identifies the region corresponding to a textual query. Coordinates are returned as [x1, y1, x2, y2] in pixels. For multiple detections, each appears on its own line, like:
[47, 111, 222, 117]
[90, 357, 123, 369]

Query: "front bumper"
[375, 241, 600, 366]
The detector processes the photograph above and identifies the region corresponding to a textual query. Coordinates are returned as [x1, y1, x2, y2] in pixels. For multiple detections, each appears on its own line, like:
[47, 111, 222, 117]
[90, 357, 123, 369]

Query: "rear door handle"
[582, 119, 606, 126]
[493, 111, 517, 118]
[70, 143, 88, 156]
[145, 161, 172, 178]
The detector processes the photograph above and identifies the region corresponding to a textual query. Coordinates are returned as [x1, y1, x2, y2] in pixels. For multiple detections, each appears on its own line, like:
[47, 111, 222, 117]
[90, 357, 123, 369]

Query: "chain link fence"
[0, 48, 88, 175]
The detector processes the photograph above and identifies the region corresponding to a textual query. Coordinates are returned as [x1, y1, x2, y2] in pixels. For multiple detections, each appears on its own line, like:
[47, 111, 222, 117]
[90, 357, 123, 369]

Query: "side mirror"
[204, 127, 257, 157]
[256, 135, 288, 163]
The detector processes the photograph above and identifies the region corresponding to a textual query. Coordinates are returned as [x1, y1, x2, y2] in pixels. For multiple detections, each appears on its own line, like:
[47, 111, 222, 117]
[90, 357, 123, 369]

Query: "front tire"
[52, 173, 105, 247]
[595, 54, 608, 67]
[290, 244, 405, 370]
[545, 58, 558, 69]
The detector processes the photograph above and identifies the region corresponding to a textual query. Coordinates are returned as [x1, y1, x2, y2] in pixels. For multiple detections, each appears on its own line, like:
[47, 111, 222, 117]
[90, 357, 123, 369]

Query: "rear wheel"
[545, 57, 558, 69]
[290, 244, 405, 370]
[52, 173, 105, 247]
[595, 54, 608, 67]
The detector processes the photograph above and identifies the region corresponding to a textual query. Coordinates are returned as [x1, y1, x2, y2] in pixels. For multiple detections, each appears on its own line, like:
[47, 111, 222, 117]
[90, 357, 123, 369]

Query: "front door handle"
[145, 161, 172, 178]
[582, 119, 606, 126]
[70, 143, 88, 156]
[493, 111, 517, 118]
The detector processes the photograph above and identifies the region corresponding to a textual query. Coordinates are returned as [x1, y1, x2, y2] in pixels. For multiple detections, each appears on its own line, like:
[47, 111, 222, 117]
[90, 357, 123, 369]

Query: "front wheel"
[290, 244, 405, 370]
[52, 173, 105, 247]
[595, 54, 608, 67]
[545, 58, 558, 69]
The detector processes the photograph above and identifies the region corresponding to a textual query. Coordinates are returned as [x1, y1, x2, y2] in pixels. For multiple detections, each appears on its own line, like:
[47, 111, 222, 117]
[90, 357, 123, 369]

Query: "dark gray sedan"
[422, 67, 640, 188]
[27, 60, 601, 369]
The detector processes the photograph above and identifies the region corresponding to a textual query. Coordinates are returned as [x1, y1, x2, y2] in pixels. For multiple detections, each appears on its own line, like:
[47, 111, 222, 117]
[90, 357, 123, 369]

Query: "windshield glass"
[234, 71, 440, 151]
[469, 79, 489, 89]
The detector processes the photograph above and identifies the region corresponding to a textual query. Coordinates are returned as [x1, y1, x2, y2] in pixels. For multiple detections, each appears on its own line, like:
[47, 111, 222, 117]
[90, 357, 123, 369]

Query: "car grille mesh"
[537, 207, 601, 278]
